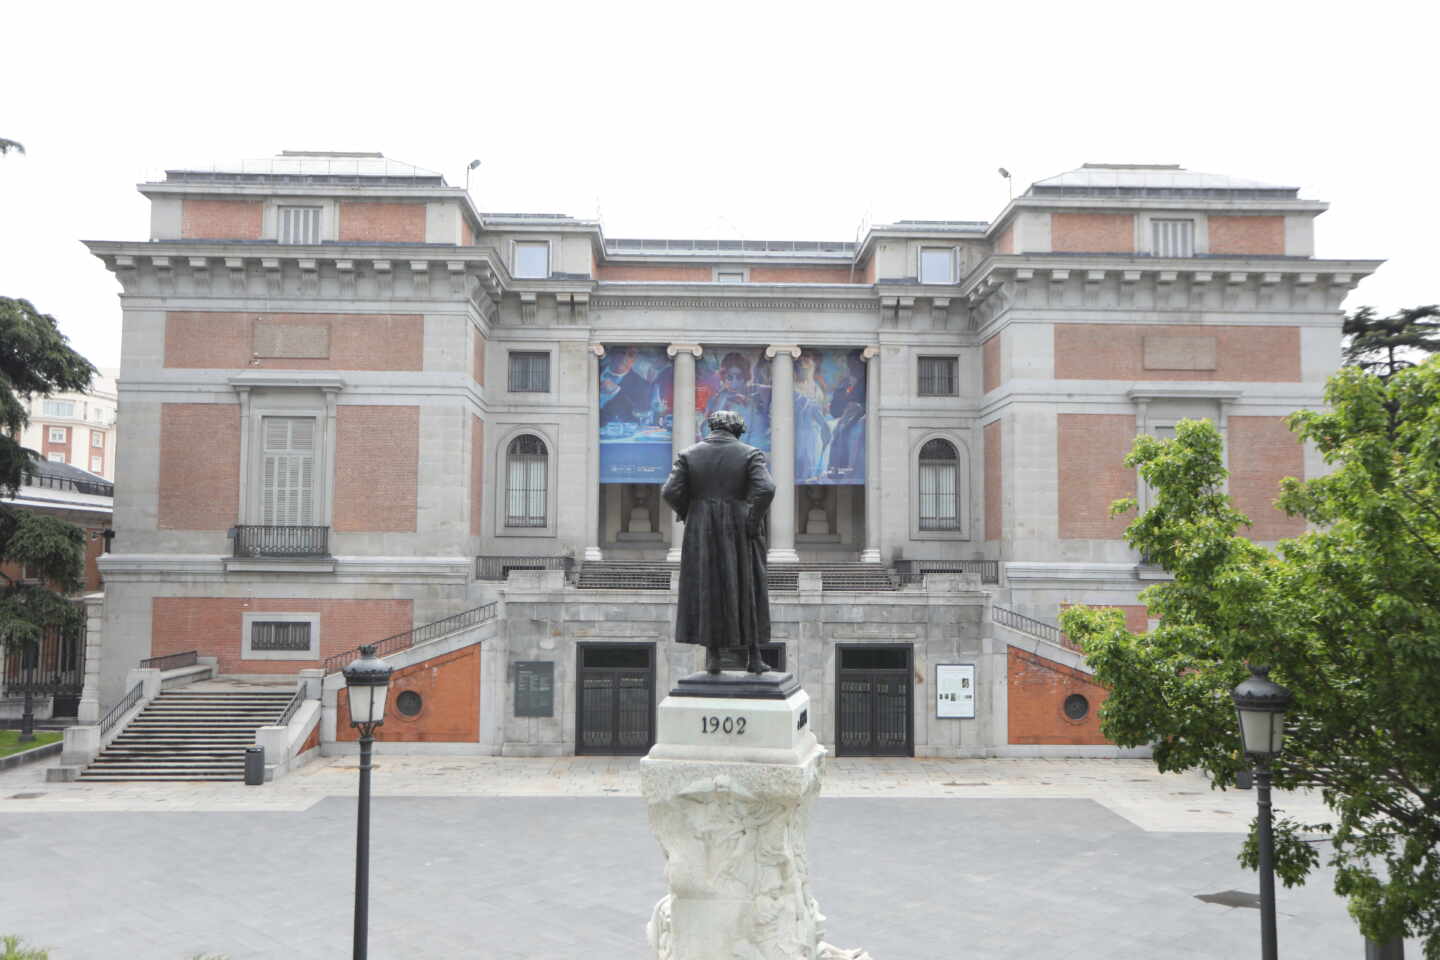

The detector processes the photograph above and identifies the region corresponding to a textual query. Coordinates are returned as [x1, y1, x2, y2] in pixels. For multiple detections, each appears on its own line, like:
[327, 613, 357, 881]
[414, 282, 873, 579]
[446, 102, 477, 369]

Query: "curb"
[0, 740, 63, 771]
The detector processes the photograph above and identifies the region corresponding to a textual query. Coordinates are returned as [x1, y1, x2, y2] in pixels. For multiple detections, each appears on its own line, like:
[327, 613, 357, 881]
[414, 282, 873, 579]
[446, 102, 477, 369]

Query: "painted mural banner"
[695, 346, 772, 458]
[793, 347, 867, 485]
[599, 345, 675, 484]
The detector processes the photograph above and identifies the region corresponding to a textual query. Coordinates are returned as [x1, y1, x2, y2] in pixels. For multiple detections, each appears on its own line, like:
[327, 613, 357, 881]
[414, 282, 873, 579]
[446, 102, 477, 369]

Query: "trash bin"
[244, 746, 265, 786]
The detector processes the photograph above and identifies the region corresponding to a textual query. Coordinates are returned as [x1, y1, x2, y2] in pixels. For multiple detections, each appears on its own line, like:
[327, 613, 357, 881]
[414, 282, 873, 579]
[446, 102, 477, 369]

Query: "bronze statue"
[661, 409, 775, 674]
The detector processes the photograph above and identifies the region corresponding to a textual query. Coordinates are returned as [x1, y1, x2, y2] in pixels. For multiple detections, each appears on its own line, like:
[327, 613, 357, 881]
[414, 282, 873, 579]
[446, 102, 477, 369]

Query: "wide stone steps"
[575, 561, 899, 592]
[80, 689, 294, 782]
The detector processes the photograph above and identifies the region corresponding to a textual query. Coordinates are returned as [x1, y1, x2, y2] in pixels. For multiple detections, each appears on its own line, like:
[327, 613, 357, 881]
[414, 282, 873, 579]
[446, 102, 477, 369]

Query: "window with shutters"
[278, 205, 322, 244]
[918, 439, 961, 531]
[261, 417, 317, 526]
[508, 352, 550, 393]
[917, 356, 958, 397]
[1152, 219, 1195, 258]
[505, 434, 548, 528]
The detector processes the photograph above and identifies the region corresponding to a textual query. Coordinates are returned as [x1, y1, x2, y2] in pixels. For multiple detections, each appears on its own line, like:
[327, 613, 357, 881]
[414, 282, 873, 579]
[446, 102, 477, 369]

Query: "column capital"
[666, 343, 703, 358]
[861, 345, 881, 361]
[764, 344, 802, 360]
[588, 343, 606, 358]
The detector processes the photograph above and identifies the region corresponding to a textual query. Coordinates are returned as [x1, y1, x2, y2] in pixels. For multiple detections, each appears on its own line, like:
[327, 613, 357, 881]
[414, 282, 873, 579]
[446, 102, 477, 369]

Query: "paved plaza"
[0, 755, 1416, 958]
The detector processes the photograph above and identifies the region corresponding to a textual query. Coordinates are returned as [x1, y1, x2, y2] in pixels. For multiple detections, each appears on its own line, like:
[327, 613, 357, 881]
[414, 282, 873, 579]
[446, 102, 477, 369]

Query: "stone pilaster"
[860, 345, 882, 563]
[585, 343, 605, 562]
[666, 344, 703, 563]
[765, 345, 801, 563]
[76, 593, 104, 724]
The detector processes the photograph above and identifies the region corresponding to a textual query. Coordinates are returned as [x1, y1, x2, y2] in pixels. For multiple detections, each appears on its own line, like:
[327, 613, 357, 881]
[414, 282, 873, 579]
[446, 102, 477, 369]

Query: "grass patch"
[1, 934, 48, 959]
[0, 731, 62, 759]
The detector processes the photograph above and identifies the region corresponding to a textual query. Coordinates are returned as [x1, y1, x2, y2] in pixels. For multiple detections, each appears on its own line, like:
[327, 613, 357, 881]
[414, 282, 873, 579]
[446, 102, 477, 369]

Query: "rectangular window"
[919, 247, 955, 284]
[917, 357, 958, 397]
[47, 452, 66, 463]
[261, 417, 316, 526]
[48, 426, 67, 443]
[918, 462, 960, 530]
[250, 620, 312, 652]
[91, 431, 105, 449]
[42, 399, 74, 418]
[90, 456, 103, 473]
[278, 206, 322, 244]
[715, 271, 745, 283]
[508, 352, 551, 393]
[514, 241, 549, 279]
[1152, 219, 1195, 258]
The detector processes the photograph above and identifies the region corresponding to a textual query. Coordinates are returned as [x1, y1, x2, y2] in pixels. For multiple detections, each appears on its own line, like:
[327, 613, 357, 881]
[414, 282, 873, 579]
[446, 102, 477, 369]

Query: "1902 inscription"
[700, 715, 747, 736]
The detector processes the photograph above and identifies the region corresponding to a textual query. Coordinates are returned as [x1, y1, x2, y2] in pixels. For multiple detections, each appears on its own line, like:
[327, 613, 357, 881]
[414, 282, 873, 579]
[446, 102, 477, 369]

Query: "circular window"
[395, 690, 423, 718]
[1063, 694, 1090, 721]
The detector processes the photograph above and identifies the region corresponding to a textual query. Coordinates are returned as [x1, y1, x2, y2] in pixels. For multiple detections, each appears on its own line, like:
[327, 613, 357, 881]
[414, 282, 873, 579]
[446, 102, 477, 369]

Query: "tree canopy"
[1342, 304, 1440, 379]
[1060, 358, 1440, 955]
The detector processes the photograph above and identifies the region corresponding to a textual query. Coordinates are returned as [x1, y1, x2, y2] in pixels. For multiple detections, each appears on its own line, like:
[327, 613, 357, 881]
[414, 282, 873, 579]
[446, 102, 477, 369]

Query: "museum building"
[80, 152, 1379, 760]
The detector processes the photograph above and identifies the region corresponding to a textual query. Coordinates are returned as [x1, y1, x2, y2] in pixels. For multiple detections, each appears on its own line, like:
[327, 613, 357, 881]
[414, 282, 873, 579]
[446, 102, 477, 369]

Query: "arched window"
[505, 435, 548, 527]
[918, 438, 960, 530]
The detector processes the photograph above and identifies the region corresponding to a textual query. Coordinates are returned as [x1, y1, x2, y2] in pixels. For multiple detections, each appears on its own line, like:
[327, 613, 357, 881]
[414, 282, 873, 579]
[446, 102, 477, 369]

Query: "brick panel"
[982, 334, 1001, 394]
[472, 332, 485, 387]
[158, 403, 240, 530]
[151, 597, 412, 675]
[1058, 414, 1135, 540]
[1051, 213, 1133, 253]
[470, 415, 484, 536]
[1209, 215, 1285, 255]
[595, 265, 712, 282]
[333, 405, 420, 532]
[1054, 324, 1301, 382]
[41, 424, 69, 462]
[338, 201, 426, 242]
[180, 198, 263, 240]
[861, 258, 876, 283]
[166, 312, 423, 371]
[338, 644, 480, 743]
[460, 218, 474, 246]
[994, 225, 1014, 254]
[1229, 416, 1306, 540]
[984, 420, 1002, 540]
[1007, 647, 1111, 745]
[748, 266, 857, 283]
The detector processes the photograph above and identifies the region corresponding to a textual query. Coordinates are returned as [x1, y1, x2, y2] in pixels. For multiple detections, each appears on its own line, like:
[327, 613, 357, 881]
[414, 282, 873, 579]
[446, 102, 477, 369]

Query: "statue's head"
[707, 409, 747, 438]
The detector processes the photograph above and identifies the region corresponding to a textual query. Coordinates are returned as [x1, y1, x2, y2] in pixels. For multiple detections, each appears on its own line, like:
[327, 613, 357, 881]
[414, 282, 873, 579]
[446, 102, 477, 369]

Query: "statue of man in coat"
[661, 409, 775, 675]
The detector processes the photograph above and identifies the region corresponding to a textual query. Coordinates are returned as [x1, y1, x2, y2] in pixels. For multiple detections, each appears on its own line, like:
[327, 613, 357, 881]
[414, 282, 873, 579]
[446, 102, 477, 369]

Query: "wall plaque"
[514, 660, 555, 718]
[936, 663, 976, 719]
[253, 320, 331, 359]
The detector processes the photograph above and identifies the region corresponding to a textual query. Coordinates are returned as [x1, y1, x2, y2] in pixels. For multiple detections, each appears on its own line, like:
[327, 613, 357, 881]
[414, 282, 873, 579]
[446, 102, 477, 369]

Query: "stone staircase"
[574, 561, 899, 592]
[79, 689, 295, 782]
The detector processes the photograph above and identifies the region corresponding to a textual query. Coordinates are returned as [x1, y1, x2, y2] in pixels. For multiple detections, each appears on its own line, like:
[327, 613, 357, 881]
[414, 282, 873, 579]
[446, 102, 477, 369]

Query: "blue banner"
[794, 347, 867, 485]
[599, 345, 674, 484]
[695, 346, 772, 457]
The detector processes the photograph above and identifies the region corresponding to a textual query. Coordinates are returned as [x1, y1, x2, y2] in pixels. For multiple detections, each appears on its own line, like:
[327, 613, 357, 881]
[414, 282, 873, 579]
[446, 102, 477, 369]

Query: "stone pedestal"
[641, 677, 869, 959]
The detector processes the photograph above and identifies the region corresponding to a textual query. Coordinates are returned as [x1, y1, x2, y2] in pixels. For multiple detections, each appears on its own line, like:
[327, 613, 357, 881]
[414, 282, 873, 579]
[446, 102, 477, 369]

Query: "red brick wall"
[1051, 213, 1134, 253]
[982, 334, 1001, 394]
[151, 597, 412, 674]
[158, 403, 240, 530]
[180, 198, 263, 240]
[1228, 416, 1306, 540]
[165, 312, 424, 371]
[83, 530, 105, 592]
[460, 218, 474, 246]
[748, 266, 857, 283]
[1053, 324, 1301, 382]
[332, 405, 420, 532]
[470, 415, 484, 536]
[1057, 414, 1135, 540]
[338, 202, 427, 243]
[41, 424, 69, 462]
[861, 258, 876, 283]
[1007, 647, 1111, 745]
[994, 225, 1014, 254]
[472, 332, 485, 387]
[984, 420, 1002, 541]
[337, 644, 480, 742]
[1209, 215, 1285, 255]
[595, 265, 712, 282]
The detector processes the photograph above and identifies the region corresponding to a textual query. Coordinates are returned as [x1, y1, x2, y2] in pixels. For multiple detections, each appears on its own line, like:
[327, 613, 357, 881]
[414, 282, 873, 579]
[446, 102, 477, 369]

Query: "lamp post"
[342, 645, 392, 960]
[1233, 664, 1293, 960]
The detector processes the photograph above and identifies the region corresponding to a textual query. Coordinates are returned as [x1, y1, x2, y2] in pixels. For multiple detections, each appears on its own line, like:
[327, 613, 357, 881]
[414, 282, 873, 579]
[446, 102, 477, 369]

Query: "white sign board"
[936, 664, 976, 719]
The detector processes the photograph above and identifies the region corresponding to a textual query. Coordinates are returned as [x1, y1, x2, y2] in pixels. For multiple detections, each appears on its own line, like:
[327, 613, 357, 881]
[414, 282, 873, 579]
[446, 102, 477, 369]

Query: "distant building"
[18, 368, 118, 481]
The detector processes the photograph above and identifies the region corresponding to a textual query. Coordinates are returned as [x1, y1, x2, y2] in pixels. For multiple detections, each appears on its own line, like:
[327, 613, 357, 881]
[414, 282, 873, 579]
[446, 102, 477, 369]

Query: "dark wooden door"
[835, 644, 913, 756]
[576, 643, 655, 755]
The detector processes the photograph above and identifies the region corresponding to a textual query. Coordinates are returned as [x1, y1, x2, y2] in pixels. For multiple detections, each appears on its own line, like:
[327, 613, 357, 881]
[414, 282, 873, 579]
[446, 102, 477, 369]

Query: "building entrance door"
[575, 643, 655, 755]
[835, 644, 913, 756]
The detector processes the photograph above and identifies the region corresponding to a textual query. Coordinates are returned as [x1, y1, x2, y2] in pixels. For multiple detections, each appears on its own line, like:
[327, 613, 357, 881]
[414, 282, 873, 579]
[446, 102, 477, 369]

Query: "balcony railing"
[230, 525, 330, 558]
[894, 559, 1000, 585]
[475, 555, 574, 581]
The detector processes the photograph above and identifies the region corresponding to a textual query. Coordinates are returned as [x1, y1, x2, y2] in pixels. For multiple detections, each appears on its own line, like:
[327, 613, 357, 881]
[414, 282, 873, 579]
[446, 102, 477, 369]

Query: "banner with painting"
[599, 345, 675, 483]
[793, 347, 866, 485]
[695, 346, 772, 457]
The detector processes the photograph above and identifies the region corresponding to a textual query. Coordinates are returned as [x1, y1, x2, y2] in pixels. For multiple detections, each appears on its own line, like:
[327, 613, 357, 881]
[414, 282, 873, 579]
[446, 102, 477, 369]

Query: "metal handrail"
[277, 683, 307, 727]
[992, 606, 1063, 647]
[321, 601, 499, 676]
[22, 472, 114, 497]
[139, 650, 197, 671]
[99, 681, 144, 735]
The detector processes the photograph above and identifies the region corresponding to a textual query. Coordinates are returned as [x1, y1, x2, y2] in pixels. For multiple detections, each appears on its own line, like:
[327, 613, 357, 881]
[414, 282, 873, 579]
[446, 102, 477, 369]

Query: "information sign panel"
[935, 663, 976, 719]
[514, 661, 555, 717]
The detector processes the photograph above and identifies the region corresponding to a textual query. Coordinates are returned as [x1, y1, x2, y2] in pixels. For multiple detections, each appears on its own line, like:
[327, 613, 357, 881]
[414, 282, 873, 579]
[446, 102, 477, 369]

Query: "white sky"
[2, 0, 1434, 370]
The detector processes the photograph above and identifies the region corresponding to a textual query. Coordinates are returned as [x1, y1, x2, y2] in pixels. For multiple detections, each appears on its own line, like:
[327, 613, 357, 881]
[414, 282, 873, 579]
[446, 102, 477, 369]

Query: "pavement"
[0, 754, 1418, 958]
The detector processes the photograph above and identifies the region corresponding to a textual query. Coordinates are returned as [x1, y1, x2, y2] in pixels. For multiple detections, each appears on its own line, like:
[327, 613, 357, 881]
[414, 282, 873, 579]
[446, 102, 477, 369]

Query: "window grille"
[508, 352, 550, 393]
[919, 248, 956, 284]
[1152, 219, 1195, 258]
[250, 621, 312, 652]
[278, 205, 322, 244]
[917, 357, 958, 397]
[918, 438, 961, 530]
[261, 417, 316, 526]
[506, 435, 548, 527]
[42, 399, 75, 418]
[514, 242, 549, 278]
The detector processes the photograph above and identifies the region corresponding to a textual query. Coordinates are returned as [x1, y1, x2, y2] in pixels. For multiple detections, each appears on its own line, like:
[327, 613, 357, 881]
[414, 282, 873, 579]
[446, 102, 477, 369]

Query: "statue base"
[669, 669, 801, 701]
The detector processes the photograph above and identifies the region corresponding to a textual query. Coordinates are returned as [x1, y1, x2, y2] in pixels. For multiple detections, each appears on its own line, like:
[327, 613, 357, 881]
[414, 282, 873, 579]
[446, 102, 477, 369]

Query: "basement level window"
[242, 612, 320, 661]
[251, 621, 311, 652]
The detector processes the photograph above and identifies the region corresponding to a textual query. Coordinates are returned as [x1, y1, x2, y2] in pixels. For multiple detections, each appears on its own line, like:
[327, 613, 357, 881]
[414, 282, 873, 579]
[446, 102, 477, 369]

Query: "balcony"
[229, 525, 330, 559]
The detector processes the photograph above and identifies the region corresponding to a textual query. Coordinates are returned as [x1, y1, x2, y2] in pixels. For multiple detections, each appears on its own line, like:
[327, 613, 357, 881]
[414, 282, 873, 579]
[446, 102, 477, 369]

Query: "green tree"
[1060, 359, 1440, 956]
[0, 139, 23, 156]
[1343, 304, 1440, 379]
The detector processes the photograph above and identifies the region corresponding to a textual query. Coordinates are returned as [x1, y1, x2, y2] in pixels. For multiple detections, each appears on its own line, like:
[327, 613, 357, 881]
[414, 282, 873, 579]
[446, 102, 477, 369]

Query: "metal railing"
[321, 601, 499, 675]
[23, 472, 114, 497]
[139, 650, 197, 671]
[277, 683, 308, 727]
[99, 681, 144, 736]
[475, 555, 574, 581]
[992, 606, 1064, 647]
[895, 560, 1000, 585]
[230, 525, 330, 558]
[1, 619, 86, 698]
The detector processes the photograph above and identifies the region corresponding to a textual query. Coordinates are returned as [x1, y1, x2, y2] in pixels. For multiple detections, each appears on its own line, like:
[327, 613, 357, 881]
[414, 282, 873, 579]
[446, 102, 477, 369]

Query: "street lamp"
[1233, 664, 1293, 960]
[343, 645, 392, 960]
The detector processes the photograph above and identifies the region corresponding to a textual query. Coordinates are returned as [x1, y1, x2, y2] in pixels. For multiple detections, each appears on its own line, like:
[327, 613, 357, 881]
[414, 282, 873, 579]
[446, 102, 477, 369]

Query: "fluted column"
[666, 344, 702, 562]
[860, 345, 882, 563]
[766, 344, 801, 563]
[585, 344, 605, 561]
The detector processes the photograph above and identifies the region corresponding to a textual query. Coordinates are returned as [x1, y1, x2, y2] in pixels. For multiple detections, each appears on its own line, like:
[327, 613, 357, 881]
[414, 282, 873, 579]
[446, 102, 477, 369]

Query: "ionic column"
[765, 344, 801, 563]
[585, 344, 605, 562]
[860, 345, 882, 563]
[666, 344, 703, 563]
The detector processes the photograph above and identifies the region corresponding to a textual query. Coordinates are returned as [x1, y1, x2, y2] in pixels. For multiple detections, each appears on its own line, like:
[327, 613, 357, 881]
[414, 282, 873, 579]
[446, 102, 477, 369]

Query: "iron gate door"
[835, 644, 913, 756]
[576, 643, 655, 755]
